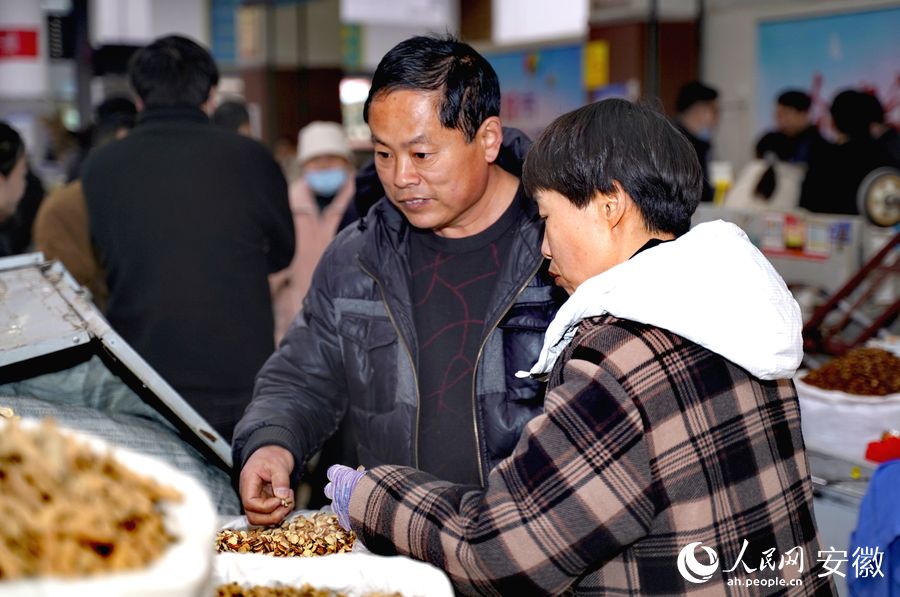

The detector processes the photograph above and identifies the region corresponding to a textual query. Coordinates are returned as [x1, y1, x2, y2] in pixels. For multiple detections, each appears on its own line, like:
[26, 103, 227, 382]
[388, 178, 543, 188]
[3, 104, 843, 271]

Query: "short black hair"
[777, 89, 812, 112]
[213, 100, 250, 132]
[128, 35, 219, 109]
[0, 122, 25, 178]
[363, 35, 500, 142]
[523, 99, 702, 237]
[675, 81, 719, 114]
[831, 89, 871, 139]
[92, 97, 137, 146]
[858, 92, 885, 126]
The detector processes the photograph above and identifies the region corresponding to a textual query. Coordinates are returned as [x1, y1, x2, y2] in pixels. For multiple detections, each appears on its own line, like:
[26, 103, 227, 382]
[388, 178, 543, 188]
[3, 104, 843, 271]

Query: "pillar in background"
[589, 0, 700, 116]
[236, 0, 343, 146]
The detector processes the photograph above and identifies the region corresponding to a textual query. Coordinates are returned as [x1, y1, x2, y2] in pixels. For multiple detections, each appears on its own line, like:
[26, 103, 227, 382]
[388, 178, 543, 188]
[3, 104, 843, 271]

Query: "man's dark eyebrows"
[370, 134, 431, 147]
[405, 134, 430, 146]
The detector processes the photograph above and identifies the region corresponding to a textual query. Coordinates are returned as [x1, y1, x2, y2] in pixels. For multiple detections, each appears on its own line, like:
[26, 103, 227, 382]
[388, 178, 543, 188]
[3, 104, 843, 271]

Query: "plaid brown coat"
[349, 315, 837, 596]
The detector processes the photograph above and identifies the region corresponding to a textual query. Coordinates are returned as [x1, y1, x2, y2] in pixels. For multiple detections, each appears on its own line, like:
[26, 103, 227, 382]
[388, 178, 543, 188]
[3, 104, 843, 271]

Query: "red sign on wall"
[0, 30, 39, 59]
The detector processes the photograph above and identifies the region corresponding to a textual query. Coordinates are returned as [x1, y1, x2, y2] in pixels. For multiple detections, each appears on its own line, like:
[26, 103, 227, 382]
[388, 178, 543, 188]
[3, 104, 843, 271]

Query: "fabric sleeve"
[348, 357, 657, 596]
[232, 247, 348, 485]
[32, 184, 93, 285]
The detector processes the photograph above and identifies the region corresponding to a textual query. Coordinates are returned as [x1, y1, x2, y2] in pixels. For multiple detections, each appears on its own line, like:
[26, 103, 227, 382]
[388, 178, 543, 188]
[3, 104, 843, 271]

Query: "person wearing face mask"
[269, 121, 358, 344]
[0, 122, 29, 255]
[674, 81, 719, 203]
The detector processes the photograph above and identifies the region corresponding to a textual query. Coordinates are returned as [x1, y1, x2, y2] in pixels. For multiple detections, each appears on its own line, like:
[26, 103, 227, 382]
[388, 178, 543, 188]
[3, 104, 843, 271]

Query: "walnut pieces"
[803, 348, 900, 396]
[0, 418, 182, 580]
[215, 513, 355, 557]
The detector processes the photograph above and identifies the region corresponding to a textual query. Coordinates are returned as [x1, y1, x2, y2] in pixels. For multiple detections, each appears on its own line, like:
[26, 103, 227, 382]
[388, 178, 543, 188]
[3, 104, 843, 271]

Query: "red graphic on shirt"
[413, 244, 501, 413]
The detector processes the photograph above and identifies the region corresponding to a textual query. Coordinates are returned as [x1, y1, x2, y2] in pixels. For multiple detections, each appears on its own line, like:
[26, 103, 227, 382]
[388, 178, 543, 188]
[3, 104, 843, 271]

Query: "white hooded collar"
[518, 220, 803, 380]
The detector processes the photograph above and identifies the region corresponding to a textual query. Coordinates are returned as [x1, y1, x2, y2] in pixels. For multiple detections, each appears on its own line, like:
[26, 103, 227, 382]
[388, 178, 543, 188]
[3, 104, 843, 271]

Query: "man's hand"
[239, 445, 296, 526]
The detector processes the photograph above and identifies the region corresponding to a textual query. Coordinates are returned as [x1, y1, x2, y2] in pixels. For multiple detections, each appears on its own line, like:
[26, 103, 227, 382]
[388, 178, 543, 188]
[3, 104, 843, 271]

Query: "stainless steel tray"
[0, 253, 231, 467]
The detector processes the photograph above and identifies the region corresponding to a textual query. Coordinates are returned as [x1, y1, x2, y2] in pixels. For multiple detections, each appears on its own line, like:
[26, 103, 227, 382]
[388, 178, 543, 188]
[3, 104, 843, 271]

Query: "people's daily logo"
[677, 542, 719, 583]
[676, 540, 884, 588]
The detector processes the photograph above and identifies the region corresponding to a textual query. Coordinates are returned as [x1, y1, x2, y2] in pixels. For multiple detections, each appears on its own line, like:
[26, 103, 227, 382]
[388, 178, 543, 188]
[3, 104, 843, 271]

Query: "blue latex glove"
[324, 464, 365, 531]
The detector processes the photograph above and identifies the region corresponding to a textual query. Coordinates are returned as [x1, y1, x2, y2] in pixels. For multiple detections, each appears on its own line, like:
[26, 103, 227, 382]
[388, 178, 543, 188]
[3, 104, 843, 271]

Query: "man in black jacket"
[82, 36, 294, 441]
[234, 35, 564, 525]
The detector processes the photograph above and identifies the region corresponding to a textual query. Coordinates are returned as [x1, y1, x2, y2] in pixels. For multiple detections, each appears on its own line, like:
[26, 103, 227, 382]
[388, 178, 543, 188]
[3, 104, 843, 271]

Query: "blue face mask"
[305, 168, 347, 196]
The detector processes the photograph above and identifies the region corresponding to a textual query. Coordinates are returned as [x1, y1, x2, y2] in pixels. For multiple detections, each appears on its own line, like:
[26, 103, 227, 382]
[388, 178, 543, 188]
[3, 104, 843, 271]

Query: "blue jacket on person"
[849, 459, 900, 596]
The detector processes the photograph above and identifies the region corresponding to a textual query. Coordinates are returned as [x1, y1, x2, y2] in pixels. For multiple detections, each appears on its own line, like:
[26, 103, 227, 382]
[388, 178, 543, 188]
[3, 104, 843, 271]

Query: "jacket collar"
[521, 220, 803, 381]
[137, 106, 210, 126]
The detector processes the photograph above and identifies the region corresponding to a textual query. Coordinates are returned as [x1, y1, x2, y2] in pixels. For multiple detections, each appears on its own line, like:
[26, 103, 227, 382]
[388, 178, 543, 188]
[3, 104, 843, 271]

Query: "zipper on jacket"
[471, 255, 545, 486]
[359, 260, 422, 468]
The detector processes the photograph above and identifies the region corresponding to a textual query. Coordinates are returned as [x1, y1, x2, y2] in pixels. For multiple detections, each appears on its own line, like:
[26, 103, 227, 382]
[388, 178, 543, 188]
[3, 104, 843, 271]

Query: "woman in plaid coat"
[326, 99, 835, 596]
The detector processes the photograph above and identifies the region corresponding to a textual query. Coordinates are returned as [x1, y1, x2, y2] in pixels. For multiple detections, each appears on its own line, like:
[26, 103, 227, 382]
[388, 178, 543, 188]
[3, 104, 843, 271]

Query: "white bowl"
[0, 418, 217, 597]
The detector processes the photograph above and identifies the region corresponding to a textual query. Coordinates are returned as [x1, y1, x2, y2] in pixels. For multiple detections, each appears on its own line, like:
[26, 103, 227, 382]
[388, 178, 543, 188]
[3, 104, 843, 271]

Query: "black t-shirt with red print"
[410, 189, 523, 486]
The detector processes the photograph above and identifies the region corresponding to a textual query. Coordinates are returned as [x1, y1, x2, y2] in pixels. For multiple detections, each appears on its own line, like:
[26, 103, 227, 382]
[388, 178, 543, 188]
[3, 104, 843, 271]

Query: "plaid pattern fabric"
[350, 315, 836, 595]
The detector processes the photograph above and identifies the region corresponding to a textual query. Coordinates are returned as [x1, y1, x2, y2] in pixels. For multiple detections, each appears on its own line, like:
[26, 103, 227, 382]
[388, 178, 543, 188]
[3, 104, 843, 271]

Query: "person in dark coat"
[233, 35, 565, 525]
[82, 35, 294, 441]
[674, 81, 719, 202]
[759, 89, 829, 166]
[859, 91, 900, 167]
[800, 89, 895, 215]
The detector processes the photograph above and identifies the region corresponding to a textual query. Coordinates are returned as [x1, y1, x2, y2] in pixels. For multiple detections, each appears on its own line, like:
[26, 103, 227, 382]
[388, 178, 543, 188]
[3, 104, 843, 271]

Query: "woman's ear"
[477, 116, 504, 163]
[591, 181, 630, 228]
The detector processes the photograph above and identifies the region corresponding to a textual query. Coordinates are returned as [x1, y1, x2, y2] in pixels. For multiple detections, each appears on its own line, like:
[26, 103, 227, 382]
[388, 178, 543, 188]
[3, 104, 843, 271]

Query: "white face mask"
[305, 168, 347, 196]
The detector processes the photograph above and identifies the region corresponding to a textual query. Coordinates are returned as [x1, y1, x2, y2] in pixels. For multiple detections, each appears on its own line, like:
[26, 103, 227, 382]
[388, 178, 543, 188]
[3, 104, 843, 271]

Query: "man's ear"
[201, 86, 218, 116]
[477, 116, 504, 163]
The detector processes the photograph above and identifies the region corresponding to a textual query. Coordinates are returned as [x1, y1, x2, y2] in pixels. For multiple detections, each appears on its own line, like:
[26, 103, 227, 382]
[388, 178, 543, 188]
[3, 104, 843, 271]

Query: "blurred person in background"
[39, 111, 80, 184]
[764, 89, 826, 165]
[233, 35, 563, 525]
[0, 168, 45, 257]
[270, 121, 358, 345]
[273, 134, 301, 183]
[725, 131, 803, 211]
[67, 97, 138, 181]
[860, 92, 900, 166]
[213, 99, 252, 137]
[0, 121, 45, 258]
[674, 81, 719, 202]
[800, 89, 895, 215]
[0, 123, 28, 238]
[82, 35, 294, 441]
[32, 97, 137, 311]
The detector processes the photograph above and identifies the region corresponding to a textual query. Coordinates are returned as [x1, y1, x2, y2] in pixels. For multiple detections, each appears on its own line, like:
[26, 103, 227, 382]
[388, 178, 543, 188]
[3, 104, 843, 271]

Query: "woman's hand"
[324, 464, 365, 530]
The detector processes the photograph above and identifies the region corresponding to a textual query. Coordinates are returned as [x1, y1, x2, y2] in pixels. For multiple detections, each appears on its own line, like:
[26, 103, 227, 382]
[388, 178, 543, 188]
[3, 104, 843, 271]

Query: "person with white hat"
[270, 121, 358, 343]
